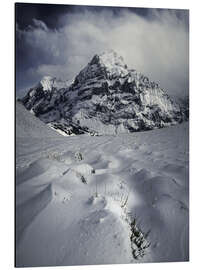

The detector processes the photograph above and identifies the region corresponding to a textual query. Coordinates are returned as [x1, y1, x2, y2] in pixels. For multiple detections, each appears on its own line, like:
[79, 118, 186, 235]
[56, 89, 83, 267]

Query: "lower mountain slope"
[16, 101, 60, 138]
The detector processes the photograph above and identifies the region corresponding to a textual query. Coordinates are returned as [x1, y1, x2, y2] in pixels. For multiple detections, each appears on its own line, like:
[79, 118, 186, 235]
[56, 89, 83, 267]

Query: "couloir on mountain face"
[21, 50, 188, 136]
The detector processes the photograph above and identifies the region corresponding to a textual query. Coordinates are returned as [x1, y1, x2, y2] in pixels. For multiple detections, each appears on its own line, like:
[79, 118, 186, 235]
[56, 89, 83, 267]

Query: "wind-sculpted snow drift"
[21, 50, 188, 135]
[16, 102, 189, 266]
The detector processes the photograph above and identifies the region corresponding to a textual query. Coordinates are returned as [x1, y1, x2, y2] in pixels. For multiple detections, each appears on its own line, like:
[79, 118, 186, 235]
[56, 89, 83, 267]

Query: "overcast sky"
[16, 3, 189, 99]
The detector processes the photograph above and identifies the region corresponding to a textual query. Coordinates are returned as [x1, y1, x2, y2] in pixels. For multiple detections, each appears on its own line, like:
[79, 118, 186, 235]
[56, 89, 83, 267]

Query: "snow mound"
[72, 163, 94, 175]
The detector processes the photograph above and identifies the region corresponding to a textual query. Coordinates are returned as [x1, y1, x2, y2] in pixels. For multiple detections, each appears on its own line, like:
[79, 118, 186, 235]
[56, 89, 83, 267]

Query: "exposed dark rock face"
[21, 50, 188, 135]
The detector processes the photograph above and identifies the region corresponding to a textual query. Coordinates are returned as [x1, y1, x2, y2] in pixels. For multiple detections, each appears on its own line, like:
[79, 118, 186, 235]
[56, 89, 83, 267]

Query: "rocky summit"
[21, 50, 188, 136]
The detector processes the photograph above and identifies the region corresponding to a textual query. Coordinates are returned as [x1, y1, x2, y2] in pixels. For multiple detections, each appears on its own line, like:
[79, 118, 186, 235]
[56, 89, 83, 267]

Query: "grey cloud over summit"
[16, 6, 189, 99]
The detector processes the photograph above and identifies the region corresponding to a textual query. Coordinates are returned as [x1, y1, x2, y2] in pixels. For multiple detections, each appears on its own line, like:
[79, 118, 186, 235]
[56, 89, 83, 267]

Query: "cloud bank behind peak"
[16, 6, 189, 99]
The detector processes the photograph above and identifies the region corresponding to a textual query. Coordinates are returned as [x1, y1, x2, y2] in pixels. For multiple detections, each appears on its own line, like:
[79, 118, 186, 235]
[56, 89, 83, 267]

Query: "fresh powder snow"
[15, 101, 189, 267]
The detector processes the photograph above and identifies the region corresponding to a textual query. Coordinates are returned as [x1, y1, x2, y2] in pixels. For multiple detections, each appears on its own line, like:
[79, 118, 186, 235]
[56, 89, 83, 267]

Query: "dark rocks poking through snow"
[21, 50, 189, 135]
[130, 219, 150, 259]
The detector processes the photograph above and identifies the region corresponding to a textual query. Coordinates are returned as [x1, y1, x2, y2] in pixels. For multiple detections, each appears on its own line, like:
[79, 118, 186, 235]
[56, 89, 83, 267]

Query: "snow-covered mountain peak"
[74, 50, 129, 85]
[98, 50, 128, 78]
[90, 50, 128, 77]
[98, 50, 126, 68]
[39, 76, 56, 91]
[37, 75, 71, 91]
[21, 50, 188, 135]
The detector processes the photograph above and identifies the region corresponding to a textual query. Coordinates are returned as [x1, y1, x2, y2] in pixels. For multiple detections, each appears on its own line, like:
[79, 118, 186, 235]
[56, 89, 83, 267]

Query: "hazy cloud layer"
[16, 7, 189, 99]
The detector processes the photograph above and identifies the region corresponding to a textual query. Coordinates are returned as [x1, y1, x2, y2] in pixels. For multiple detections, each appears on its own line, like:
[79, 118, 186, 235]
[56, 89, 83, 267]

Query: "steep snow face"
[21, 50, 188, 135]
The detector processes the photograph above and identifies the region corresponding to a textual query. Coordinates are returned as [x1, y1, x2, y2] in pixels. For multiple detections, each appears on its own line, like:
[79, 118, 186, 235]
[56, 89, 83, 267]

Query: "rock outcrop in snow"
[21, 50, 188, 135]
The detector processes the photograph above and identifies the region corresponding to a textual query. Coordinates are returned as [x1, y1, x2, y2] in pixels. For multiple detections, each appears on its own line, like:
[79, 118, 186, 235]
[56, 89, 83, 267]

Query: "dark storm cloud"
[16, 4, 189, 99]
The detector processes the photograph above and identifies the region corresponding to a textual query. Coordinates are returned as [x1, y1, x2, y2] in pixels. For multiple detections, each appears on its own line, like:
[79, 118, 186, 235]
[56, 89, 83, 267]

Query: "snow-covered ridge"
[21, 50, 188, 135]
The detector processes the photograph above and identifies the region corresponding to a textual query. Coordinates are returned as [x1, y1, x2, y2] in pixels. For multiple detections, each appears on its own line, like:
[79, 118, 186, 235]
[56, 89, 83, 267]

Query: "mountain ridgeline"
[21, 50, 188, 136]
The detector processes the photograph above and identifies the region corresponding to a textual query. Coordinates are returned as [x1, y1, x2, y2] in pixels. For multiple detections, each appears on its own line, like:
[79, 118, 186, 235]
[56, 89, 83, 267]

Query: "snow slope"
[16, 101, 60, 138]
[16, 104, 189, 267]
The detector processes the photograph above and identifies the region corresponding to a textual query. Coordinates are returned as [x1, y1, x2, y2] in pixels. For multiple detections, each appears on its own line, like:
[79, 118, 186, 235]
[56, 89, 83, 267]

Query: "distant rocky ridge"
[20, 50, 188, 136]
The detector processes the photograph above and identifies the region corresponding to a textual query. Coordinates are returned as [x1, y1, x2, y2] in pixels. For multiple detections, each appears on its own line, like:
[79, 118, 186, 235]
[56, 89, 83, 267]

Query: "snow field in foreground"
[16, 122, 189, 267]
